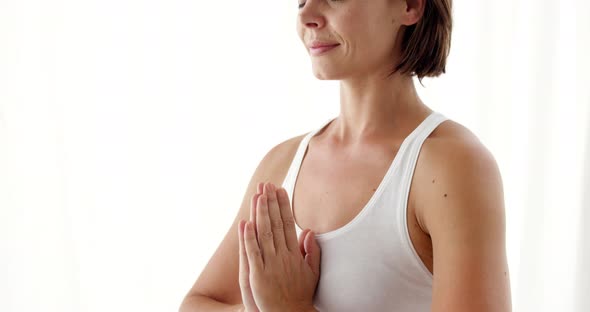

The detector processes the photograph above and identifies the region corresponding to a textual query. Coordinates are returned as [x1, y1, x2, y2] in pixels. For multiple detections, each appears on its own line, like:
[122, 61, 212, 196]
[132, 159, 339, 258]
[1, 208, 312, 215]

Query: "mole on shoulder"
[444, 193, 447, 197]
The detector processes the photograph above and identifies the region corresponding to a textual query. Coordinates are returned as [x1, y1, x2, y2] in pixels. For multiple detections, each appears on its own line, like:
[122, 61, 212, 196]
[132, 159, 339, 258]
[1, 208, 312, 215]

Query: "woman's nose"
[298, 1, 326, 29]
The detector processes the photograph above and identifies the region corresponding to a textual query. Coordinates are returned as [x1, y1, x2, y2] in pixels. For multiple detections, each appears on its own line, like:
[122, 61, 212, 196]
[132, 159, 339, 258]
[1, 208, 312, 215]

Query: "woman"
[180, 0, 512, 311]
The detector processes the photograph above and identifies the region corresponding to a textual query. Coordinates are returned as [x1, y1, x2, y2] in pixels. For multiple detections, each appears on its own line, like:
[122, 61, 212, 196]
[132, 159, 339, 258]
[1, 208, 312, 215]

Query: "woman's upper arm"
[422, 139, 512, 312]
[182, 134, 305, 305]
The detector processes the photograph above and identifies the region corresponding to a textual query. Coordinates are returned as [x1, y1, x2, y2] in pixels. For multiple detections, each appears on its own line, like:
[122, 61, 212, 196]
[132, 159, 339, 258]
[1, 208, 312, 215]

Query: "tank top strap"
[410, 111, 449, 145]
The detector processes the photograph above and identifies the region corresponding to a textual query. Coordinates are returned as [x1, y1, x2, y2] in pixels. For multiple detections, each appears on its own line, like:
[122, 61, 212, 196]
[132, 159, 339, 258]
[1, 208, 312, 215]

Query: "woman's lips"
[310, 44, 340, 56]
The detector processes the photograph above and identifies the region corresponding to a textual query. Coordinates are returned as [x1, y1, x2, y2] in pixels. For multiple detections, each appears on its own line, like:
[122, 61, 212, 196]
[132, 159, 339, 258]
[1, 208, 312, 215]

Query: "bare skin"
[180, 118, 512, 312]
[180, 0, 511, 311]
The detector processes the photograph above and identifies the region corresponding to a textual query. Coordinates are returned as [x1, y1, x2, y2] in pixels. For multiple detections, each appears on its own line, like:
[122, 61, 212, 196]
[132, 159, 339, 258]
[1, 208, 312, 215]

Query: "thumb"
[298, 229, 311, 257]
[304, 231, 321, 277]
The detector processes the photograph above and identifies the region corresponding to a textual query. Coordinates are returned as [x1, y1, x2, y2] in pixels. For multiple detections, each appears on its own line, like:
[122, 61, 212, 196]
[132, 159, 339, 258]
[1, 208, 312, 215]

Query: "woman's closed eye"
[298, 0, 343, 9]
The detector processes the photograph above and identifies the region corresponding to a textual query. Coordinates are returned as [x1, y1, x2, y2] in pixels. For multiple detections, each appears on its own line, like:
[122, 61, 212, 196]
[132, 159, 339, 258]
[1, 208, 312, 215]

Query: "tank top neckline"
[289, 111, 441, 241]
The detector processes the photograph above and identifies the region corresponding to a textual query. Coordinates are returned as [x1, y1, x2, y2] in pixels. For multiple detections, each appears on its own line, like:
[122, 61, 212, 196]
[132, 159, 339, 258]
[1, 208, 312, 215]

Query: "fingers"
[251, 183, 264, 238]
[305, 230, 322, 277]
[243, 220, 263, 270]
[238, 220, 250, 287]
[238, 220, 262, 311]
[276, 186, 299, 253]
[257, 187, 276, 262]
[252, 181, 298, 261]
[264, 183, 287, 253]
[299, 228, 311, 257]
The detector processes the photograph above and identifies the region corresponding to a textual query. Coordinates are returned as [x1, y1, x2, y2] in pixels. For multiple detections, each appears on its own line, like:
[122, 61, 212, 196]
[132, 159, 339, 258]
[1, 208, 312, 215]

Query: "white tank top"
[281, 111, 449, 312]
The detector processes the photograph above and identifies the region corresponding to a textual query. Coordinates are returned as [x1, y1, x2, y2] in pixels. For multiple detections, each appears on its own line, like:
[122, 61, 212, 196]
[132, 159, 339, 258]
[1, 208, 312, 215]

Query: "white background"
[1, 0, 589, 311]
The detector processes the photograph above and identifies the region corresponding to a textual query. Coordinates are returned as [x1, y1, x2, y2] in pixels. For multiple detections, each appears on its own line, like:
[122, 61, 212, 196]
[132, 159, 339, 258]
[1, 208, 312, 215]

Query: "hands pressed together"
[237, 182, 322, 312]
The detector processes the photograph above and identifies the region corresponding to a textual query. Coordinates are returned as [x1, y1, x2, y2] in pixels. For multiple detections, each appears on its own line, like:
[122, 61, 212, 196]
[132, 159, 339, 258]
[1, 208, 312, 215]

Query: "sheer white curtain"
[0, 0, 588, 311]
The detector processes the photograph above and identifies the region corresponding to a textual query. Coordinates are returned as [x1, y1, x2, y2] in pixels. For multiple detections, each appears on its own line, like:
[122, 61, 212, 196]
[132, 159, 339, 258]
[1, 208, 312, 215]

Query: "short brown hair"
[390, 0, 453, 84]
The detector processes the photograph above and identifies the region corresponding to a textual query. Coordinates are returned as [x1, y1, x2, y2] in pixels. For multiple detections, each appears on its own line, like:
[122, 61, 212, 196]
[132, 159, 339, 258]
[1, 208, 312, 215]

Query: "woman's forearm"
[179, 294, 244, 312]
[179, 294, 318, 312]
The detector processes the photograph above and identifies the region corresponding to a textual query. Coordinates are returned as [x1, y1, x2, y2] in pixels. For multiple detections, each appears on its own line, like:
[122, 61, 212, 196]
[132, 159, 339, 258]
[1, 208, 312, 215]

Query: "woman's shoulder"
[429, 118, 479, 142]
[414, 118, 505, 234]
[253, 131, 310, 183]
[415, 117, 502, 201]
[267, 132, 308, 164]
[421, 118, 495, 168]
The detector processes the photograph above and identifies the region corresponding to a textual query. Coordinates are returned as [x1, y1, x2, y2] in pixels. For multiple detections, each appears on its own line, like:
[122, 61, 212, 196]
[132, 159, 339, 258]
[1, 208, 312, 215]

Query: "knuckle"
[260, 230, 274, 240]
[271, 219, 284, 230]
[282, 218, 296, 228]
[252, 248, 262, 259]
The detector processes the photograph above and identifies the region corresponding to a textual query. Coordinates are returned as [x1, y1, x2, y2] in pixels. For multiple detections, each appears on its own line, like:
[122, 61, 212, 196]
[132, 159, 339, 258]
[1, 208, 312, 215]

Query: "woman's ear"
[400, 0, 426, 26]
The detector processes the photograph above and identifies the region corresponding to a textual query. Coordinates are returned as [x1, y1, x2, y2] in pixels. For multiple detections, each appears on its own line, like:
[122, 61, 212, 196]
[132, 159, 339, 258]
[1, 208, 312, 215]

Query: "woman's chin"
[311, 67, 345, 80]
